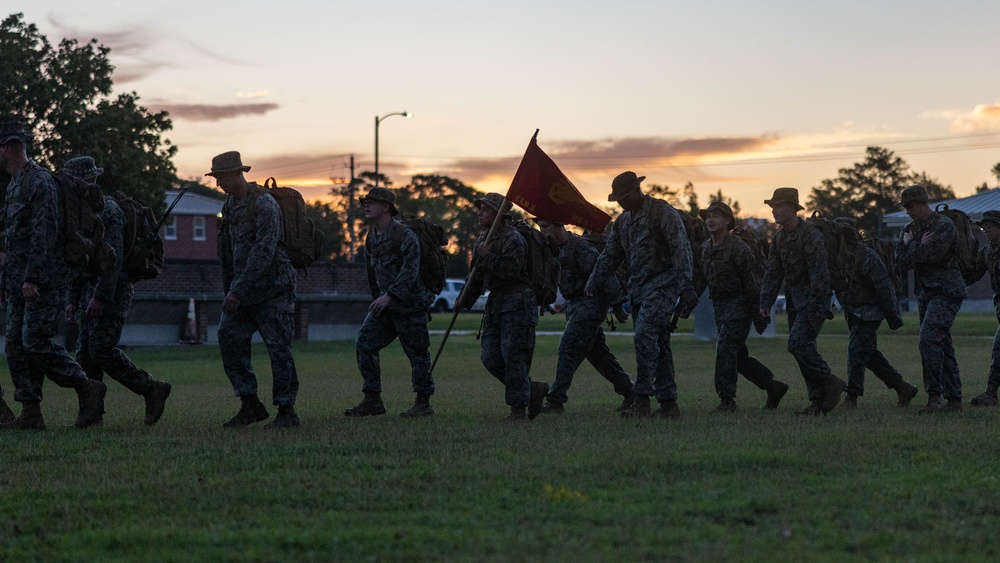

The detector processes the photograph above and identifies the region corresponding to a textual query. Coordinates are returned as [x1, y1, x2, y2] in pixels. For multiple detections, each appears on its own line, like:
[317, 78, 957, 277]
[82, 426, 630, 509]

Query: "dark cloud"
[151, 103, 280, 121]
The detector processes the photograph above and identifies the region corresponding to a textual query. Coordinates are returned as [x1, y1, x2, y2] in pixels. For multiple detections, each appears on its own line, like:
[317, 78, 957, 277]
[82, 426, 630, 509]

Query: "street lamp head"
[403, 112, 412, 118]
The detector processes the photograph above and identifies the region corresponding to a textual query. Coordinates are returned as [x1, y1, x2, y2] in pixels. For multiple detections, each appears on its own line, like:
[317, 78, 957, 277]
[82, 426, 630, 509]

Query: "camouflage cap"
[205, 151, 251, 177]
[360, 186, 399, 216]
[764, 187, 804, 211]
[474, 192, 509, 213]
[0, 122, 33, 145]
[698, 200, 736, 230]
[62, 156, 104, 179]
[608, 171, 646, 202]
[899, 185, 929, 206]
[976, 209, 1000, 228]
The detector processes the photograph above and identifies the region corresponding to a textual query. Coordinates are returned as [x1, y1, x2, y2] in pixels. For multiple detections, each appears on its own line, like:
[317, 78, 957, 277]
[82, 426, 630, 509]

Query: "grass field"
[2, 312, 1000, 561]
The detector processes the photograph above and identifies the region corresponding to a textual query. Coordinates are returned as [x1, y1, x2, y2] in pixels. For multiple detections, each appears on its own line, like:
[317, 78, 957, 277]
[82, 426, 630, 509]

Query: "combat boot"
[820, 375, 846, 414]
[540, 401, 564, 414]
[616, 390, 636, 412]
[917, 394, 945, 415]
[713, 398, 737, 414]
[143, 381, 172, 426]
[528, 381, 549, 420]
[795, 400, 822, 416]
[764, 380, 789, 410]
[343, 392, 386, 417]
[942, 398, 963, 413]
[655, 399, 681, 419]
[621, 395, 652, 418]
[502, 406, 528, 423]
[400, 394, 435, 418]
[969, 385, 998, 407]
[841, 394, 858, 410]
[0, 396, 15, 424]
[0, 401, 45, 431]
[223, 394, 270, 428]
[75, 378, 107, 429]
[895, 381, 919, 408]
[265, 405, 301, 429]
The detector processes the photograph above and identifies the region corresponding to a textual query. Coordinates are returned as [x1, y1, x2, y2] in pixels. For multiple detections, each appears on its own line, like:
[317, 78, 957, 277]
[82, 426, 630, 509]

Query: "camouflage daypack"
[803, 211, 858, 292]
[366, 215, 449, 294]
[934, 203, 980, 285]
[729, 225, 769, 283]
[580, 230, 630, 294]
[863, 237, 901, 294]
[511, 219, 560, 308]
[113, 191, 165, 282]
[249, 178, 325, 269]
[27, 167, 115, 278]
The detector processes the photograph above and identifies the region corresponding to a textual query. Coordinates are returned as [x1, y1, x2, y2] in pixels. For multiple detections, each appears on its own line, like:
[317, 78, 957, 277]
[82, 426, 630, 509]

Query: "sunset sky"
[19, 1, 1000, 216]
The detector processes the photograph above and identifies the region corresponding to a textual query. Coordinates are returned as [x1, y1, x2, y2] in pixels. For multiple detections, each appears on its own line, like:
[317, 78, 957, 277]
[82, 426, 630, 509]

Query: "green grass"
[2, 313, 999, 561]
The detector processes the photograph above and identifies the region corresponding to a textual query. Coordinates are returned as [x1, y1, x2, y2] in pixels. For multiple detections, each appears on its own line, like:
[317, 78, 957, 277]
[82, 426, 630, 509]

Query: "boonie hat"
[698, 200, 736, 230]
[62, 156, 104, 179]
[899, 185, 929, 207]
[764, 187, 804, 211]
[608, 171, 645, 202]
[0, 122, 34, 145]
[360, 186, 399, 217]
[205, 151, 251, 177]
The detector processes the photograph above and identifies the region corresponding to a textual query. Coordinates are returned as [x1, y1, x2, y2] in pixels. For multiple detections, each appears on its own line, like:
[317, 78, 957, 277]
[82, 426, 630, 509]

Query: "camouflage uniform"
[760, 219, 839, 403]
[546, 234, 633, 406]
[218, 183, 299, 407]
[970, 240, 1000, 391]
[69, 197, 157, 395]
[464, 221, 537, 410]
[3, 162, 92, 403]
[588, 194, 693, 404]
[695, 233, 780, 401]
[836, 246, 907, 398]
[356, 220, 435, 396]
[896, 212, 966, 402]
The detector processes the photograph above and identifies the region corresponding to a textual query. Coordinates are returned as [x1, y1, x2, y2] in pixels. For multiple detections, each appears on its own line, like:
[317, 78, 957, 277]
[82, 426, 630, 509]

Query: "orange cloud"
[929, 102, 1000, 133]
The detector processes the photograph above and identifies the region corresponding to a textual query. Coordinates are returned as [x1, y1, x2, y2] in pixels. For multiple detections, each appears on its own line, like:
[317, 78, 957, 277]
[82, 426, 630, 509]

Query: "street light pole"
[374, 111, 411, 187]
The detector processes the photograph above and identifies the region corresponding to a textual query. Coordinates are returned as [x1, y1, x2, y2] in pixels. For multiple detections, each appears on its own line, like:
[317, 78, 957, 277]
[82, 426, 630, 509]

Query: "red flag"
[505, 131, 611, 233]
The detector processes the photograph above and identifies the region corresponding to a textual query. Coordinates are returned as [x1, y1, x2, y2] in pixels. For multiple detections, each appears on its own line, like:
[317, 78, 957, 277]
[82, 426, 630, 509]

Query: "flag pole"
[430, 195, 512, 373]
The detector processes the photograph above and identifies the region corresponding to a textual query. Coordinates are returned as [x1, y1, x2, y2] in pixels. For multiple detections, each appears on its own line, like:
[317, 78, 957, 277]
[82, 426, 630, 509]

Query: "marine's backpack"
[730, 225, 769, 281]
[580, 230, 630, 295]
[28, 167, 115, 278]
[113, 191, 165, 282]
[803, 211, 858, 293]
[250, 178, 325, 270]
[934, 203, 981, 286]
[863, 237, 901, 294]
[511, 219, 561, 308]
[368, 214, 449, 295]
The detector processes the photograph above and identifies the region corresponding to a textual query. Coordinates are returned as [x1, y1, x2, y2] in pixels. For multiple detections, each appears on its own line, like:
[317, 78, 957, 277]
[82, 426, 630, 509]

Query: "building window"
[193, 216, 206, 241]
[164, 216, 177, 240]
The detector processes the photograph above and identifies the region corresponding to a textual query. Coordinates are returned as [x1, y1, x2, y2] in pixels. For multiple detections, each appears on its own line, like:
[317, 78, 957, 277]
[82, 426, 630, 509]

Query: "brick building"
[123, 189, 371, 345]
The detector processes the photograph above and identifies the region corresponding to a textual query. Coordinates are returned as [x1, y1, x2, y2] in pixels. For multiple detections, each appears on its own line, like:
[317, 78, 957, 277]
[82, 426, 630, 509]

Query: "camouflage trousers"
[844, 314, 903, 397]
[77, 282, 155, 396]
[633, 297, 678, 402]
[5, 288, 89, 403]
[480, 288, 537, 409]
[713, 316, 776, 400]
[988, 300, 1000, 389]
[547, 299, 633, 405]
[787, 308, 836, 401]
[218, 294, 299, 406]
[355, 309, 434, 396]
[918, 293, 962, 400]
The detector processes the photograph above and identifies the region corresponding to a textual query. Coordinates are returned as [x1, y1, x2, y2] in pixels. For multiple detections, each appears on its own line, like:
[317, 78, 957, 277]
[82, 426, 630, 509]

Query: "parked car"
[432, 278, 488, 312]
